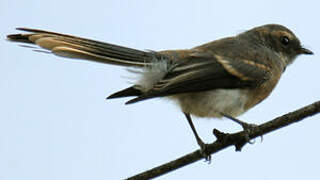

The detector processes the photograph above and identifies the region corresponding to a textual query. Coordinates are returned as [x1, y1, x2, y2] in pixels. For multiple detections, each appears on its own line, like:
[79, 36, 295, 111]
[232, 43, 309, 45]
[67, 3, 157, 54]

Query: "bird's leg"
[184, 113, 211, 162]
[221, 113, 257, 130]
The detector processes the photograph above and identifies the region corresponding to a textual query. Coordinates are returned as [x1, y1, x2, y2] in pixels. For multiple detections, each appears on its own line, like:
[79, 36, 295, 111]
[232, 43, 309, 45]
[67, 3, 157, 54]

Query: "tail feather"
[7, 28, 155, 67]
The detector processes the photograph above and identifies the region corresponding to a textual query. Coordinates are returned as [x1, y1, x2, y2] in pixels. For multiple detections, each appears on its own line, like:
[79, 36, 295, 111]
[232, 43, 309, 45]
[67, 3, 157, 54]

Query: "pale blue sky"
[1, 0, 320, 179]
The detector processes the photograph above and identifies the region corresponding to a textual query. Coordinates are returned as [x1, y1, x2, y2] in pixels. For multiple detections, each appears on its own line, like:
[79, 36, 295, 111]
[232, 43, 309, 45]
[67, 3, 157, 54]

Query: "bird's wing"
[7, 28, 155, 67]
[126, 51, 271, 104]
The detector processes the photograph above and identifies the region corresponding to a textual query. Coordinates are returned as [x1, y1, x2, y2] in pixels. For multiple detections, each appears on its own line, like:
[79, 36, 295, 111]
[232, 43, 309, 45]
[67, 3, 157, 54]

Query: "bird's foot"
[197, 141, 211, 163]
[221, 113, 263, 150]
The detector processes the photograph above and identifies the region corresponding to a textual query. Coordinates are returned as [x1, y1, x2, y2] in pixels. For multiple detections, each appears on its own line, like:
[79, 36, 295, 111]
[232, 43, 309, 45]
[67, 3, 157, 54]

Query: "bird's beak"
[299, 47, 314, 55]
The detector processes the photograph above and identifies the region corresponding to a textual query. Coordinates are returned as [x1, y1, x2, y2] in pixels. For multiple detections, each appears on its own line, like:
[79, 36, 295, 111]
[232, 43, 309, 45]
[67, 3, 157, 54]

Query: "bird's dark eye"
[281, 36, 290, 45]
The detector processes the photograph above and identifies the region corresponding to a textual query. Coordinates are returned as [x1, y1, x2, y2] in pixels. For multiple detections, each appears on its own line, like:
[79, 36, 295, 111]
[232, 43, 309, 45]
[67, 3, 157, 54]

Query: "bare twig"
[126, 100, 320, 180]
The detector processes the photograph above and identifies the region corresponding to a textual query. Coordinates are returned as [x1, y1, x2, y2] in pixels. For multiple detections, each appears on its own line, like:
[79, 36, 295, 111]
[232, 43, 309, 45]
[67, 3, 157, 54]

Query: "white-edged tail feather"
[7, 28, 156, 67]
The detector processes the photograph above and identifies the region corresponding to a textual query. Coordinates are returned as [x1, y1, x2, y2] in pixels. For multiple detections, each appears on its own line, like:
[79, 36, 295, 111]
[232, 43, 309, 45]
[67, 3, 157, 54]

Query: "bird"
[7, 24, 313, 160]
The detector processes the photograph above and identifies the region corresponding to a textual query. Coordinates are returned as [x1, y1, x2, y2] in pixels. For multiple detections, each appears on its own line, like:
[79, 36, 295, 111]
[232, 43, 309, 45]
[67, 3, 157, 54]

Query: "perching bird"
[7, 24, 313, 159]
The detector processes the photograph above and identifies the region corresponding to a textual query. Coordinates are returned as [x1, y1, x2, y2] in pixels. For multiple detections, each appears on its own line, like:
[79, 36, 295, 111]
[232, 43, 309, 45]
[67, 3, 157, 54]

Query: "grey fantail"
[7, 24, 313, 159]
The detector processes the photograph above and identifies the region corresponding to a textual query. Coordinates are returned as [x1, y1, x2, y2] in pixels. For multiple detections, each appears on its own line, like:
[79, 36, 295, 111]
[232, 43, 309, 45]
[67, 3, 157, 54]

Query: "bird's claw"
[199, 142, 211, 163]
[241, 123, 263, 144]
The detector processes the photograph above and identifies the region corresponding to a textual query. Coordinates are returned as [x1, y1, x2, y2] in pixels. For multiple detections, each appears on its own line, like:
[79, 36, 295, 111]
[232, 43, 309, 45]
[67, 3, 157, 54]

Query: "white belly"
[171, 89, 249, 118]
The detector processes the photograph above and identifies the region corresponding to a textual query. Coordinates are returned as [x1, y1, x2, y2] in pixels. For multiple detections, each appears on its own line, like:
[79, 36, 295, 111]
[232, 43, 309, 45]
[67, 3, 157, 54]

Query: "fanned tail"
[7, 28, 156, 67]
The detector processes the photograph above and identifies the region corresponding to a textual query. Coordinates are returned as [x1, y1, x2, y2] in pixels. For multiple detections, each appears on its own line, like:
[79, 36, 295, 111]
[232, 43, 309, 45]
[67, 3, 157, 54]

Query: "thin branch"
[126, 100, 320, 180]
